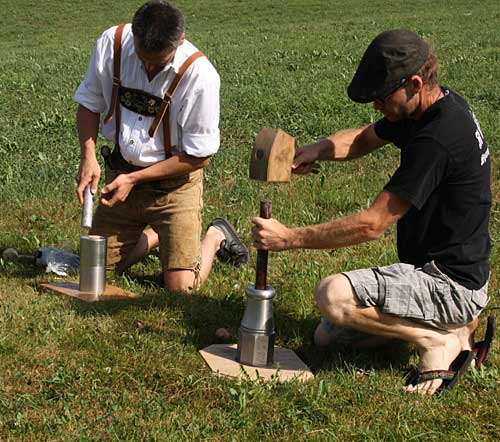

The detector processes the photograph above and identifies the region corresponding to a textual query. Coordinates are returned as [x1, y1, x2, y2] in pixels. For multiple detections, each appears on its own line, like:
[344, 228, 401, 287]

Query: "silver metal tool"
[79, 235, 107, 298]
[236, 284, 276, 367]
[81, 184, 93, 229]
[236, 200, 276, 367]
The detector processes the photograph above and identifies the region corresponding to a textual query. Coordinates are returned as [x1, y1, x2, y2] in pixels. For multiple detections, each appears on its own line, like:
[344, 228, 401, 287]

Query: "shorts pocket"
[381, 280, 435, 321]
[471, 287, 489, 309]
[431, 277, 457, 323]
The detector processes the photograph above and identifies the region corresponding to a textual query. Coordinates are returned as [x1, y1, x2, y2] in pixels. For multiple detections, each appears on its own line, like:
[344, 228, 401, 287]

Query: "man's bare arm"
[77, 105, 100, 158]
[327, 124, 388, 161]
[100, 152, 211, 207]
[76, 105, 101, 203]
[128, 152, 211, 184]
[252, 190, 411, 251]
[293, 124, 388, 173]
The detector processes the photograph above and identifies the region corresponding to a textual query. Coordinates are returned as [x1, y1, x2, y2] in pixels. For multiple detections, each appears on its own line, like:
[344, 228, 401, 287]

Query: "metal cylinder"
[81, 184, 94, 229]
[79, 235, 107, 298]
[240, 285, 276, 333]
[236, 284, 276, 367]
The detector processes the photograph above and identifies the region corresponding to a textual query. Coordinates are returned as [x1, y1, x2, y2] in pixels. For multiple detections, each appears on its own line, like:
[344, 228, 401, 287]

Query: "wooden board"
[40, 281, 139, 302]
[249, 128, 295, 182]
[199, 344, 314, 382]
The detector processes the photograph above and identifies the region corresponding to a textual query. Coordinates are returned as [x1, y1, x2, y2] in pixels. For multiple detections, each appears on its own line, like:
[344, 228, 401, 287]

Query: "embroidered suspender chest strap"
[120, 87, 164, 117]
[103, 24, 205, 157]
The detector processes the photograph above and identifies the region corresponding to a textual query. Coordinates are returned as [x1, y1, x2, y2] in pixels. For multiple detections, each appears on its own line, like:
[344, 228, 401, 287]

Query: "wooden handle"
[255, 200, 272, 290]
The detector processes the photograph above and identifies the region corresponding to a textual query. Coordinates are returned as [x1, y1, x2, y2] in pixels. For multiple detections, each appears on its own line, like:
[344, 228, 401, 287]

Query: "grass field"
[1, 0, 499, 440]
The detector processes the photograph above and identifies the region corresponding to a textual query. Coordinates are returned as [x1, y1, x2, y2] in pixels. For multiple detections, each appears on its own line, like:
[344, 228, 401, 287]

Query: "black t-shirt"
[374, 88, 491, 289]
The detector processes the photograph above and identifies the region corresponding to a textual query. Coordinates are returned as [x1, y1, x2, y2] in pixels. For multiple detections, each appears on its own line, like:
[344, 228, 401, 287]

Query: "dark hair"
[132, 1, 184, 52]
[415, 46, 439, 87]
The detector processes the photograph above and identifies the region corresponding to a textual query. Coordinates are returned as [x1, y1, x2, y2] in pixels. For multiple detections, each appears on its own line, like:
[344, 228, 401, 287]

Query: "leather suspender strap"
[160, 98, 173, 156]
[169, 51, 205, 98]
[149, 51, 205, 155]
[103, 23, 125, 146]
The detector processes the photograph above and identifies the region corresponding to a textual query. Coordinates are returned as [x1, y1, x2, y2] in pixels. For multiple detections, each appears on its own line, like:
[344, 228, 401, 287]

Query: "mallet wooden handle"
[255, 199, 272, 290]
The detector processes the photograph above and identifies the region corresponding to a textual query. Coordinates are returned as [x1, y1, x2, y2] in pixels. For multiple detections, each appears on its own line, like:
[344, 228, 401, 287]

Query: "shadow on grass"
[3, 257, 413, 374]
[56, 271, 413, 375]
[0, 256, 52, 283]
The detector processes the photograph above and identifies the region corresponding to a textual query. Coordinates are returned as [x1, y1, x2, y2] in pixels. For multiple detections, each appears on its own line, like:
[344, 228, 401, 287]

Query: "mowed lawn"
[1, 0, 499, 440]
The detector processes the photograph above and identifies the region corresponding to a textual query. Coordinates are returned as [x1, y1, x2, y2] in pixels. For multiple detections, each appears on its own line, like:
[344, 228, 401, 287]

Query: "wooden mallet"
[249, 127, 295, 290]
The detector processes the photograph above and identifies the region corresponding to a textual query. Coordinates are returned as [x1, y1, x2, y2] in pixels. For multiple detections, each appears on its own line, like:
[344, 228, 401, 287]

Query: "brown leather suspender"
[150, 51, 205, 148]
[103, 23, 125, 147]
[103, 23, 205, 157]
[153, 50, 205, 155]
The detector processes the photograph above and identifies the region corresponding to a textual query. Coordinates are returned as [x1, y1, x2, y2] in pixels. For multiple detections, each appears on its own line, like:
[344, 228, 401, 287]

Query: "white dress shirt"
[74, 24, 220, 166]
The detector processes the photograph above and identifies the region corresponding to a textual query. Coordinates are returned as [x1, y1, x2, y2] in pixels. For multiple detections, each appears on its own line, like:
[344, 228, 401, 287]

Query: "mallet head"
[249, 128, 295, 182]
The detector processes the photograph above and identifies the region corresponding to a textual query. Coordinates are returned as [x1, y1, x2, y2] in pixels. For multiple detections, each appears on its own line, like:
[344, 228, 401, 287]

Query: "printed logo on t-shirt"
[470, 109, 490, 166]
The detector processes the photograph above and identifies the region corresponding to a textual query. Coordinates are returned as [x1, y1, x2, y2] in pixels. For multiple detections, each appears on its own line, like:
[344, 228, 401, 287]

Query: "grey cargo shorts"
[342, 261, 489, 330]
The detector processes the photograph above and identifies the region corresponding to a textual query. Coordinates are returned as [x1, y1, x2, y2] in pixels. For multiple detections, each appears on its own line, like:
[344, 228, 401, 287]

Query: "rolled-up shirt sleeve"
[177, 70, 220, 158]
[73, 35, 108, 114]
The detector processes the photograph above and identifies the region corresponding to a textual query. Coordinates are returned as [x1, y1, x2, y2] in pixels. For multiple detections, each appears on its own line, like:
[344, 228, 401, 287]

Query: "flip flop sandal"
[208, 218, 249, 267]
[473, 315, 496, 368]
[406, 350, 475, 394]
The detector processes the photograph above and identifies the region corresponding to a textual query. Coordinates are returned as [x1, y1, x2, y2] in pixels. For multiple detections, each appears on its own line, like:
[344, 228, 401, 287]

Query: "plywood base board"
[40, 281, 139, 302]
[199, 344, 314, 382]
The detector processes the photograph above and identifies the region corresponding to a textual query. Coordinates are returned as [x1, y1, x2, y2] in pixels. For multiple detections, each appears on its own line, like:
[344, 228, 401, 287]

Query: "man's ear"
[179, 33, 185, 45]
[409, 75, 424, 93]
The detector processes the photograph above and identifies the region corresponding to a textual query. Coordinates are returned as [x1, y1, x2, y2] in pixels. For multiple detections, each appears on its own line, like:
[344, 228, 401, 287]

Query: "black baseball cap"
[347, 29, 430, 103]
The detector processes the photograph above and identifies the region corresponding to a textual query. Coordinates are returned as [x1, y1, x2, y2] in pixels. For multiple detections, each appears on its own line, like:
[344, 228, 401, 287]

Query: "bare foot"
[314, 321, 395, 349]
[455, 319, 478, 351]
[116, 229, 159, 274]
[441, 319, 478, 367]
[314, 321, 339, 347]
[404, 332, 462, 395]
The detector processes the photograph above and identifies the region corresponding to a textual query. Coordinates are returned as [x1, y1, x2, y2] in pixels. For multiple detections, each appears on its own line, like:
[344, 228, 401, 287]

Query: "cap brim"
[347, 66, 388, 103]
[347, 44, 390, 103]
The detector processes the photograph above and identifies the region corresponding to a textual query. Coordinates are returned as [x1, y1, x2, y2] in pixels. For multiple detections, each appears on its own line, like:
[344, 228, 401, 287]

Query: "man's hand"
[100, 173, 135, 207]
[292, 144, 322, 174]
[76, 157, 101, 204]
[251, 217, 293, 251]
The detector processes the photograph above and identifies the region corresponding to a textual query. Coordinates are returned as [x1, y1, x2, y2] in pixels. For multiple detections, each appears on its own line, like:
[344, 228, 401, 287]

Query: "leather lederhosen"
[103, 23, 205, 172]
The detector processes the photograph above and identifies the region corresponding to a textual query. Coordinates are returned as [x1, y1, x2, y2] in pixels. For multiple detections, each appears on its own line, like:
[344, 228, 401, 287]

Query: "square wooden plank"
[40, 281, 139, 302]
[199, 344, 314, 382]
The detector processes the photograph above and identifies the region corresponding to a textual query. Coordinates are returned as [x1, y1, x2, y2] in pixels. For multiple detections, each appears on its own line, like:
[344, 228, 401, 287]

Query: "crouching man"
[252, 30, 492, 395]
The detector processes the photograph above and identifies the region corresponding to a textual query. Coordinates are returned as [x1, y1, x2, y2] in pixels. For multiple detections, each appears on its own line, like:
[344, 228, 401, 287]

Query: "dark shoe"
[209, 218, 249, 267]
[473, 315, 496, 368]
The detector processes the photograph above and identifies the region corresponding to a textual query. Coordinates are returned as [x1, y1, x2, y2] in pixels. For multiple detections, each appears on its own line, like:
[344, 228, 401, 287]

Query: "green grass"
[1, 0, 500, 440]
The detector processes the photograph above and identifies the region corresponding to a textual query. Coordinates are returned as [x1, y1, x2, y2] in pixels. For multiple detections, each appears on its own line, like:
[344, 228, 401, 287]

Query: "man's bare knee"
[163, 270, 196, 294]
[314, 274, 355, 325]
